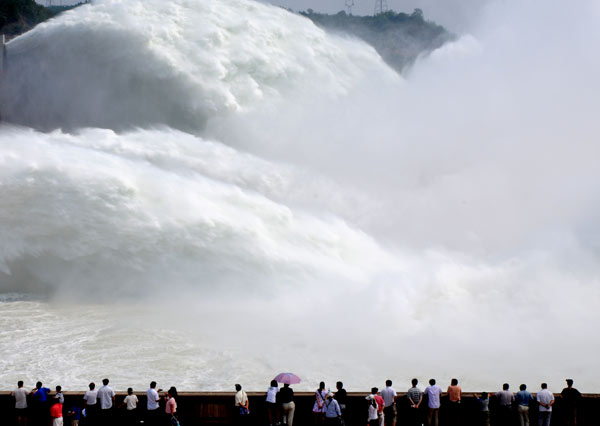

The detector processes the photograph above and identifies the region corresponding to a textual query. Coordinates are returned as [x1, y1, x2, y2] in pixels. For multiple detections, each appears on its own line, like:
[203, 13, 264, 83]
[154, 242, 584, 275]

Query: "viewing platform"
[2, 390, 599, 425]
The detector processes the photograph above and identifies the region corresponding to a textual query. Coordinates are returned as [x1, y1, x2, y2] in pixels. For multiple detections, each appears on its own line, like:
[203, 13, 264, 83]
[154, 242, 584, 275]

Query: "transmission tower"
[374, 0, 388, 15]
[345, 0, 354, 14]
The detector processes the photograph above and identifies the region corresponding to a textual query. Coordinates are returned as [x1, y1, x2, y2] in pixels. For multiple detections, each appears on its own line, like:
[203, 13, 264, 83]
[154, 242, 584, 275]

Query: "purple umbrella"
[274, 372, 302, 384]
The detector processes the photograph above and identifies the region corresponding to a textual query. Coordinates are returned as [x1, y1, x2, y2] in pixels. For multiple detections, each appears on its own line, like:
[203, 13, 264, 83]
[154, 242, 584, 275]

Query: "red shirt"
[375, 395, 384, 414]
[50, 403, 63, 418]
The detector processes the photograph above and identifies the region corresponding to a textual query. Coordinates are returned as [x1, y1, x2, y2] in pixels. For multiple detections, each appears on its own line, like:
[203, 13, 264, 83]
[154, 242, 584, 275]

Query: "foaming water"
[2, 0, 600, 391]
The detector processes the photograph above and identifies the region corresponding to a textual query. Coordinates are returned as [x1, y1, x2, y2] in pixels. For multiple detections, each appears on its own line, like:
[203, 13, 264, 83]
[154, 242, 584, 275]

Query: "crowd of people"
[10, 377, 584, 426]
[10, 379, 179, 426]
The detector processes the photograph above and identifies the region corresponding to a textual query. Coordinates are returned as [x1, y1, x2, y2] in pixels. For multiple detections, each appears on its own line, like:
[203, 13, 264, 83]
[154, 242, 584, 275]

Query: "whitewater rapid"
[2, 0, 600, 391]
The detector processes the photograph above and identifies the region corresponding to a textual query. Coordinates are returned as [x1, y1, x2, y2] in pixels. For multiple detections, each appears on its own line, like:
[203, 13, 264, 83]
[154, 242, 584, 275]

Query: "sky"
[37, 0, 486, 33]
[262, 0, 487, 32]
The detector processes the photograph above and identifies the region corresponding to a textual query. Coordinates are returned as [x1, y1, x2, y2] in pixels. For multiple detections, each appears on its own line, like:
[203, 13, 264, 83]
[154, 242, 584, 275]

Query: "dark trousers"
[498, 405, 512, 426]
[146, 408, 161, 426]
[408, 407, 421, 426]
[84, 404, 97, 426]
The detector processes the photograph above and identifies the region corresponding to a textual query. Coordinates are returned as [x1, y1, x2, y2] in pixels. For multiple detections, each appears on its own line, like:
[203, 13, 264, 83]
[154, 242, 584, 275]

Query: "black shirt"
[279, 387, 294, 403]
[561, 388, 581, 409]
[336, 389, 348, 405]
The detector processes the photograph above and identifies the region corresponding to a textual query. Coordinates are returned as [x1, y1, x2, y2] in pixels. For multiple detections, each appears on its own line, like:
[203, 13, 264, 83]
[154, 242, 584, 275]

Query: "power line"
[374, 0, 388, 15]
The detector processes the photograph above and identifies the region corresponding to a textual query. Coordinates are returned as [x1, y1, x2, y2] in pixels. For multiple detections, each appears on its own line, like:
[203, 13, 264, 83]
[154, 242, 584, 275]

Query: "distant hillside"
[0, 0, 56, 36]
[0, 0, 81, 38]
[301, 9, 453, 72]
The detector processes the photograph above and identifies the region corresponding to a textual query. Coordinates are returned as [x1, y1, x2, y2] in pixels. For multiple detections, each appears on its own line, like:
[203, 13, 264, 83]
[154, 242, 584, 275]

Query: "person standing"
[407, 379, 423, 426]
[495, 383, 515, 426]
[12, 380, 29, 426]
[234, 384, 250, 424]
[536, 383, 554, 426]
[561, 379, 581, 426]
[381, 380, 397, 426]
[54, 386, 65, 404]
[147, 381, 162, 426]
[280, 383, 296, 426]
[31, 381, 51, 426]
[83, 382, 98, 425]
[366, 394, 379, 426]
[313, 382, 327, 425]
[324, 392, 342, 426]
[96, 378, 115, 421]
[266, 380, 279, 426]
[372, 388, 385, 426]
[66, 403, 81, 426]
[447, 378, 462, 426]
[50, 398, 64, 426]
[120, 387, 139, 426]
[164, 387, 178, 425]
[515, 384, 533, 426]
[423, 379, 442, 426]
[335, 382, 348, 421]
[476, 392, 490, 426]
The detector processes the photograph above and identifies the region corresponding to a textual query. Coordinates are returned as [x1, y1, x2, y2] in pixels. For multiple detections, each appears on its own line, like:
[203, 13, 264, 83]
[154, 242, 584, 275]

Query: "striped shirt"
[408, 387, 422, 404]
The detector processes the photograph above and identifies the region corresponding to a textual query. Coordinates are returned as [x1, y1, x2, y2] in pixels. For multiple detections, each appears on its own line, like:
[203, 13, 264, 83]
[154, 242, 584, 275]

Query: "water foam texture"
[1, 0, 600, 391]
[1, 0, 392, 131]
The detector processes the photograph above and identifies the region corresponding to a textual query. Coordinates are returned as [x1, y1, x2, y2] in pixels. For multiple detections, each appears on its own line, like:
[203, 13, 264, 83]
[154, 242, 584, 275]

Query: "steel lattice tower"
[345, 0, 354, 14]
[374, 0, 388, 14]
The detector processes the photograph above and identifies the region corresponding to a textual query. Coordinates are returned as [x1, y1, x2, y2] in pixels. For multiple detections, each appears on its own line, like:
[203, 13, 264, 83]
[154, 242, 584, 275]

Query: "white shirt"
[266, 386, 278, 403]
[13, 387, 28, 409]
[235, 390, 248, 407]
[97, 385, 115, 409]
[83, 390, 98, 405]
[537, 389, 554, 412]
[368, 403, 378, 421]
[381, 387, 397, 407]
[124, 394, 138, 410]
[424, 385, 442, 409]
[147, 388, 160, 410]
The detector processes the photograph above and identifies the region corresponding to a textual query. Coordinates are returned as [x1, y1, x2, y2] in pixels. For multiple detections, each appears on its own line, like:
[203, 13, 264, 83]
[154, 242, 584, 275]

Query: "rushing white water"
[1, 0, 600, 392]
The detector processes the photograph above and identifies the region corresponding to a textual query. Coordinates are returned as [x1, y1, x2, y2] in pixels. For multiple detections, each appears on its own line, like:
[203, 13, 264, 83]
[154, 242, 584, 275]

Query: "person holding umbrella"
[274, 373, 301, 426]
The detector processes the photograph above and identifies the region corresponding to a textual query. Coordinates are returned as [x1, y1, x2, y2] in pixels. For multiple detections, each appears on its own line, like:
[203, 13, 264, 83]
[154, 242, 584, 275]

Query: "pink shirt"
[165, 397, 177, 414]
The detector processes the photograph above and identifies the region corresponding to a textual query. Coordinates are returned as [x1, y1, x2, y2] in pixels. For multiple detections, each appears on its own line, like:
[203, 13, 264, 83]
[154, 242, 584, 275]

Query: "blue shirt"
[34, 388, 51, 402]
[69, 406, 82, 420]
[324, 398, 341, 418]
[516, 391, 532, 406]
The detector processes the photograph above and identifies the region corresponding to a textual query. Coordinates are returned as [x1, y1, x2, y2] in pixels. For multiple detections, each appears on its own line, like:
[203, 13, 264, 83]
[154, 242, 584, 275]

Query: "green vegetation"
[0, 0, 82, 38]
[0, 0, 55, 37]
[300, 9, 453, 72]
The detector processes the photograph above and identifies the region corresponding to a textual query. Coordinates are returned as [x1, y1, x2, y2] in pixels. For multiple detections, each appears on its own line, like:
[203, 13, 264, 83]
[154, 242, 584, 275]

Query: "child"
[476, 392, 490, 426]
[120, 387, 139, 425]
[55, 385, 65, 404]
[50, 398, 64, 426]
[67, 404, 81, 426]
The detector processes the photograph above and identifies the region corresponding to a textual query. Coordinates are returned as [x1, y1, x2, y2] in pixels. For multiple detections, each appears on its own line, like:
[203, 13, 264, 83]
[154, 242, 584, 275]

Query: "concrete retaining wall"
[2, 391, 600, 425]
